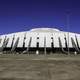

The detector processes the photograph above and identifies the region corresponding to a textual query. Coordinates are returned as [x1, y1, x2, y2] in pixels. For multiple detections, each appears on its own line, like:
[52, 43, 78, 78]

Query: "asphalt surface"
[0, 54, 80, 80]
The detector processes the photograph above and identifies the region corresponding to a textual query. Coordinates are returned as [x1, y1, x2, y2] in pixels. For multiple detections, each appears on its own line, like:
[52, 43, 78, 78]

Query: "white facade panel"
[69, 33, 77, 46]
[24, 33, 31, 47]
[65, 32, 73, 48]
[76, 34, 80, 48]
[12, 33, 19, 47]
[58, 33, 66, 48]
[6, 34, 14, 47]
[30, 32, 37, 47]
[38, 33, 45, 47]
[53, 33, 59, 48]
[46, 33, 52, 47]
[0, 35, 6, 47]
[17, 32, 25, 47]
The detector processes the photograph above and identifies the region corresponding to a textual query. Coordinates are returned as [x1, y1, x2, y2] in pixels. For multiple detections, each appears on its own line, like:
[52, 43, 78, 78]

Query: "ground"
[0, 54, 80, 80]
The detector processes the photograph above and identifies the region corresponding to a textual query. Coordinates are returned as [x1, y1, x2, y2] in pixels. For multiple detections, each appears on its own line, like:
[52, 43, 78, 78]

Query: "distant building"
[0, 28, 80, 54]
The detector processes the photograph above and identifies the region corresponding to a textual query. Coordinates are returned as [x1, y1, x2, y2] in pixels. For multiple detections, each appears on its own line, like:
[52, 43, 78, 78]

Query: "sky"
[0, 0, 80, 34]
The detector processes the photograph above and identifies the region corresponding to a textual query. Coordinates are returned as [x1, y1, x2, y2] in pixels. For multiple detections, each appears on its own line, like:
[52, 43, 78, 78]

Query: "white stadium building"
[0, 28, 80, 54]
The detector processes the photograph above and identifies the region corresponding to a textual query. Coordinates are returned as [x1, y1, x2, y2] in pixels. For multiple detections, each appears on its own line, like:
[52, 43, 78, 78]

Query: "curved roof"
[30, 28, 60, 32]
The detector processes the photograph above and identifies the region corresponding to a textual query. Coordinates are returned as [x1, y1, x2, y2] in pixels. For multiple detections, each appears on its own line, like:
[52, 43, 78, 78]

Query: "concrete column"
[44, 37, 46, 55]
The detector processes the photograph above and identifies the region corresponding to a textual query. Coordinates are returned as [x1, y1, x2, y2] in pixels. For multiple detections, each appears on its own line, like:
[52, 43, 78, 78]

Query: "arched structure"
[0, 28, 80, 54]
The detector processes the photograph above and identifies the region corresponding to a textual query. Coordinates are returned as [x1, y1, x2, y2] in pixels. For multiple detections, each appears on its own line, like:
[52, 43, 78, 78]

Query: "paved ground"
[0, 54, 80, 80]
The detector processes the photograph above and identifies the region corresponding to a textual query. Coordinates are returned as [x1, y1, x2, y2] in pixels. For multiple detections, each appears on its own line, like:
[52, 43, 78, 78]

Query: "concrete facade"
[0, 28, 80, 54]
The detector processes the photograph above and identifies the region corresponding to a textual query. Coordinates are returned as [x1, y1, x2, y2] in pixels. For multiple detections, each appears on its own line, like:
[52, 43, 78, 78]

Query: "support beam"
[0, 36, 9, 52]
[44, 37, 46, 55]
[27, 37, 32, 54]
[11, 35, 15, 48]
[75, 35, 79, 49]
[58, 37, 68, 54]
[71, 37, 80, 53]
[11, 37, 19, 52]
[22, 37, 32, 54]
[64, 36, 68, 49]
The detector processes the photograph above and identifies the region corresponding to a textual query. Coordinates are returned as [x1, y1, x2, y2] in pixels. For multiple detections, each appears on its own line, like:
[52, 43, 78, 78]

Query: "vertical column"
[6, 34, 14, 48]
[44, 36, 46, 55]
[53, 33, 59, 48]
[27, 37, 32, 54]
[17, 32, 25, 47]
[76, 34, 80, 48]
[11, 37, 19, 51]
[30, 32, 37, 47]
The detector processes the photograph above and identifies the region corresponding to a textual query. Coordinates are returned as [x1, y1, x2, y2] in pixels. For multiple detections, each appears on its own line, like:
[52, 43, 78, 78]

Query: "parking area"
[0, 54, 80, 80]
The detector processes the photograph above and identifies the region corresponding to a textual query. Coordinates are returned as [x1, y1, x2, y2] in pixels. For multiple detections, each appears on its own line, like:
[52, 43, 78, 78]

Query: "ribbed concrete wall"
[0, 28, 80, 53]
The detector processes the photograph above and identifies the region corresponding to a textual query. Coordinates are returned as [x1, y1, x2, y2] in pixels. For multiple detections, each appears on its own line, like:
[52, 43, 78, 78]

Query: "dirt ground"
[0, 54, 80, 80]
